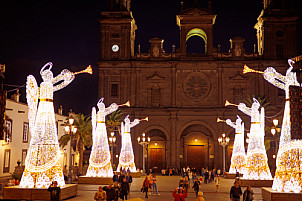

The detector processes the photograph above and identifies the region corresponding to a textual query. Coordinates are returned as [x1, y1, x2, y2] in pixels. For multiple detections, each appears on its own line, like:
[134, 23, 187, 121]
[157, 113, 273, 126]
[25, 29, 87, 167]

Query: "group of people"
[230, 180, 254, 201]
[142, 173, 159, 198]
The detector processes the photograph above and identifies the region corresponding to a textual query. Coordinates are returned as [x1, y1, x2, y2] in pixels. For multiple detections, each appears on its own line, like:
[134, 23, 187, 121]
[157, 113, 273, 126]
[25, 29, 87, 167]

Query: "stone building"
[98, 0, 298, 172]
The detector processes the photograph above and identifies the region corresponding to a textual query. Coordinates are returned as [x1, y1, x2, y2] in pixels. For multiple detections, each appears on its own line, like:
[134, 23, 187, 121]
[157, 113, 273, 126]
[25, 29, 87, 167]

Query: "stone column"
[169, 111, 177, 167]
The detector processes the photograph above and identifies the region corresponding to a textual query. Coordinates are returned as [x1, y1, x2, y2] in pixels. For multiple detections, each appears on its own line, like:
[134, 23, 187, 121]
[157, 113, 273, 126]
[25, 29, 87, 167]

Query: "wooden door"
[150, 148, 163, 172]
[187, 145, 205, 170]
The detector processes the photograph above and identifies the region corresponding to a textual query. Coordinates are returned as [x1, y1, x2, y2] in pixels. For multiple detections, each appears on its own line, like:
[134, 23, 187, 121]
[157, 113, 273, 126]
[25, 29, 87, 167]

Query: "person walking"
[152, 175, 159, 195]
[214, 175, 221, 192]
[47, 181, 61, 201]
[188, 171, 193, 185]
[184, 176, 189, 192]
[94, 186, 106, 201]
[120, 178, 129, 200]
[103, 185, 115, 201]
[172, 187, 187, 201]
[204, 171, 209, 184]
[142, 176, 150, 198]
[113, 172, 119, 183]
[125, 173, 133, 193]
[243, 186, 254, 201]
[112, 182, 120, 201]
[192, 177, 201, 198]
[148, 173, 153, 195]
[230, 180, 242, 201]
[195, 191, 205, 201]
[118, 172, 124, 184]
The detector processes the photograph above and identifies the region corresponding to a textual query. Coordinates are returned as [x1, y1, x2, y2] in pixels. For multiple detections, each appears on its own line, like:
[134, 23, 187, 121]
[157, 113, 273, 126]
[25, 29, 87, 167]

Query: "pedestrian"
[47, 181, 61, 201]
[214, 175, 221, 192]
[195, 191, 205, 201]
[230, 180, 242, 201]
[179, 177, 185, 188]
[120, 178, 129, 200]
[118, 172, 124, 184]
[188, 171, 193, 185]
[125, 173, 133, 193]
[148, 173, 153, 195]
[112, 182, 120, 201]
[172, 187, 187, 201]
[102, 184, 115, 201]
[243, 186, 254, 201]
[152, 175, 159, 195]
[113, 172, 119, 183]
[94, 186, 106, 201]
[142, 176, 150, 198]
[204, 171, 209, 184]
[184, 175, 189, 192]
[217, 169, 221, 176]
[192, 177, 201, 198]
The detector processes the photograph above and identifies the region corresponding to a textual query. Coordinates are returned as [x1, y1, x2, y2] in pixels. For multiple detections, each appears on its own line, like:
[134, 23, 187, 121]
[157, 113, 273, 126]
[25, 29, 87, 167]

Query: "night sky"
[0, 0, 301, 115]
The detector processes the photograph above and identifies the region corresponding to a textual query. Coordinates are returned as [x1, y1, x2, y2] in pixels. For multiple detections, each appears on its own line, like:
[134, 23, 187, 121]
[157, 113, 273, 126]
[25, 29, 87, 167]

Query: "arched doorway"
[186, 28, 207, 54]
[180, 124, 214, 171]
[146, 129, 167, 173]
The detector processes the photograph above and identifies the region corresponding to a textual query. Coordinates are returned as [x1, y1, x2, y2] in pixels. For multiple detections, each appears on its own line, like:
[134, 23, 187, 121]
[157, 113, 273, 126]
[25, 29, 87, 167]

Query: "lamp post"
[218, 133, 230, 174]
[65, 118, 77, 184]
[109, 132, 116, 165]
[137, 132, 150, 176]
[271, 119, 280, 156]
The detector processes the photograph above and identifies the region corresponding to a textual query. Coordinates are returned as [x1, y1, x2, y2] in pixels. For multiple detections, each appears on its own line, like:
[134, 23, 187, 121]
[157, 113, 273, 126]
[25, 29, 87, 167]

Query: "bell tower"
[176, 1, 216, 56]
[100, 0, 137, 60]
[255, 0, 298, 59]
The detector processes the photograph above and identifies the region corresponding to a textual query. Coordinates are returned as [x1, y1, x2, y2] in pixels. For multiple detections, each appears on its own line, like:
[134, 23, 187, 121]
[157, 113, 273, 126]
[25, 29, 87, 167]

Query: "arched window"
[186, 28, 207, 54]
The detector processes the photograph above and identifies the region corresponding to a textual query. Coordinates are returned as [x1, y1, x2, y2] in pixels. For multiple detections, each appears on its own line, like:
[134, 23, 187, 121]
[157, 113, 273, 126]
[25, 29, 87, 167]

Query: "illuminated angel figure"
[117, 115, 140, 172]
[20, 62, 91, 188]
[86, 98, 118, 177]
[263, 60, 299, 148]
[225, 116, 246, 174]
[238, 98, 272, 180]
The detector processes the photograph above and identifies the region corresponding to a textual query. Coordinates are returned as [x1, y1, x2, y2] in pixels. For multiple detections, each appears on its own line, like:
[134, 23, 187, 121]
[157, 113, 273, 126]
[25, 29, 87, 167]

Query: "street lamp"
[218, 133, 230, 174]
[65, 118, 77, 184]
[137, 132, 150, 176]
[109, 132, 116, 165]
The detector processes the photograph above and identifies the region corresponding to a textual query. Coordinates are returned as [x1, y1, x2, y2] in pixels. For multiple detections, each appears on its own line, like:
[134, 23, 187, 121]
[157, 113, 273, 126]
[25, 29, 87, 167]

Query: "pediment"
[146, 71, 165, 81]
[229, 72, 247, 81]
[180, 7, 216, 16]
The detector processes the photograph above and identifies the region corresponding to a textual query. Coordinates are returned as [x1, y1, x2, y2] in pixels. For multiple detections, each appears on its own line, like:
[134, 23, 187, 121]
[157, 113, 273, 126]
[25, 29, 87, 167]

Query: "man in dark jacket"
[103, 184, 115, 201]
[120, 178, 129, 200]
[112, 182, 120, 201]
[230, 180, 242, 201]
[47, 181, 61, 201]
[118, 172, 124, 184]
[113, 172, 119, 183]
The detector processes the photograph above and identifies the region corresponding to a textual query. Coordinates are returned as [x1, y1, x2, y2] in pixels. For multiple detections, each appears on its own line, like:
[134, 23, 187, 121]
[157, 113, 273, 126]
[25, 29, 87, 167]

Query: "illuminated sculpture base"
[262, 187, 302, 201]
[3, 184, 77, 200]
[78, 176, 113, 185]
[86, 160, 113, 178]
[238, 178, 274, 187]
[243, 152, 272, 180]
[117, 161, 136, 173]
[19, 160, 65, 188]
[225, 173, 243, 179]
[272, 140, 302, 193]
[229, 154, 246, 174]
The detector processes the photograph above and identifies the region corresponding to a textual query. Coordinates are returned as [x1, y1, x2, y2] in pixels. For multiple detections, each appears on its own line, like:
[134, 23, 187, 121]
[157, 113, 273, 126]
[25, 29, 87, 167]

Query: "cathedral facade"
[98, 0, 298, 172]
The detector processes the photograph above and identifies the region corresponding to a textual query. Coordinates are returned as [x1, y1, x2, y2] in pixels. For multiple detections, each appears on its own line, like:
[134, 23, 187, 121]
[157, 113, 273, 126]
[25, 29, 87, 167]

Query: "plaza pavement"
[70, 175, 264, 201]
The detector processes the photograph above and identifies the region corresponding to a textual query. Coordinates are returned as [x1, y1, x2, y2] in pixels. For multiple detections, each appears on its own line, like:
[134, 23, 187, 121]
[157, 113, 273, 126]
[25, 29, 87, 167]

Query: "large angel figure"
[238, 99, 272, 180]
[20, 62, 91, 188]
[263, 59, 299, 147]
[86, 98, 118, 177]
[117, 115, 140, 172]
[225, 116, 246, 174]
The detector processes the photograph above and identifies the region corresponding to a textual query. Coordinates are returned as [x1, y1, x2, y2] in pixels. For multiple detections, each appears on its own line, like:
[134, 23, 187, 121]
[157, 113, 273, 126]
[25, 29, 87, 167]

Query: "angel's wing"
[260, 107, 265, 136]
[26, 75, 39, 135]
[91, 107, 96, 140]
[121, 122, 124, 143]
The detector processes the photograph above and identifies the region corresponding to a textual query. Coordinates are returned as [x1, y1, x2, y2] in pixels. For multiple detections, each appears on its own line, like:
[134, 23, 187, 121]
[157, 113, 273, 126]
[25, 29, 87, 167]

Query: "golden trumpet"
[217, 118, 226, 123]
[119, 101, 130, 107]
[139, 117, 149, 122]
[291, 55, 302, 63]
[225, 100, 238, 107]
[73, 65, 93, 75]
[243, 65, 264, 74]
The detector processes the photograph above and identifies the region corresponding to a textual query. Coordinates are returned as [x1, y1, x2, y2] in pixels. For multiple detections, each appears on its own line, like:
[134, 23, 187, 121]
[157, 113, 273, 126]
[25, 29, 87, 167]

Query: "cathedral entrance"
[150, 148, 163, 173]
[187, 145, 205, 171]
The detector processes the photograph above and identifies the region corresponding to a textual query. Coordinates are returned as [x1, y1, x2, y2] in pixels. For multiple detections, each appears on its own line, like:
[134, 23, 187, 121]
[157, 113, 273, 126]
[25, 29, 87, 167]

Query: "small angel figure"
[20, 62, 91, 188]
[238, 99, 272, 180]
[117, 115, 140, 172]
[86, 98, 118, 177]
[225, 116, 246, 174]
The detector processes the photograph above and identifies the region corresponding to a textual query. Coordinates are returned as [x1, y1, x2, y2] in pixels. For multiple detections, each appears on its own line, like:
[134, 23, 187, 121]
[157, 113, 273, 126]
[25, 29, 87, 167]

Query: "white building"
[0, 96, 78, 178]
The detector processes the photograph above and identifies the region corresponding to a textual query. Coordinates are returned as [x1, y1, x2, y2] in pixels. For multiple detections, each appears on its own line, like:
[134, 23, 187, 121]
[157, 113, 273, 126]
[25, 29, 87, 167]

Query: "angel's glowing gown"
[226, 116, 246, 174]
[20, 63, 75, 188]
[238, 99, 272, 180]
[86, 100, 118, 177]
[262, 61, 302, 192]
[117, 117, 139, 172]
